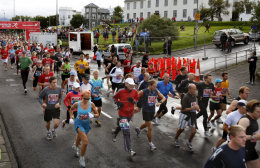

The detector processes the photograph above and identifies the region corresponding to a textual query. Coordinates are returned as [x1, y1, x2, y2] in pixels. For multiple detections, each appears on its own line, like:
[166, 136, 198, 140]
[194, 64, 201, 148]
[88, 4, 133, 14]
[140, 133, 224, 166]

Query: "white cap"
[125, 78, 135, 85]
[237, 100, 247, 107]
[73, 83, 80, 88]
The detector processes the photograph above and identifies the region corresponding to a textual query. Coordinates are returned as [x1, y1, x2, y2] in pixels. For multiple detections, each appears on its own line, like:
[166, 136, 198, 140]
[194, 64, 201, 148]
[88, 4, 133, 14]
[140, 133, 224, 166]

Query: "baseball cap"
[22, 51, 26, 54]
[82, 74, 90, 80]
[215, 78, 222, 83]
[70, 71, 76, 76]
[73, 83, 80, 88]
[125, 78, 135, 85]
[237, 100, 247, 107]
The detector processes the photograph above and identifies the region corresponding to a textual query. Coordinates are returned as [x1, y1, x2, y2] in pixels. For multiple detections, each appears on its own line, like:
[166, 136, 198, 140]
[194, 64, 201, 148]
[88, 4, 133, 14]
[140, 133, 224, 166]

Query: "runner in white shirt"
[109, 61, 123, 94]
[80, 75, 92, 92]
[131, 60, 142, 83]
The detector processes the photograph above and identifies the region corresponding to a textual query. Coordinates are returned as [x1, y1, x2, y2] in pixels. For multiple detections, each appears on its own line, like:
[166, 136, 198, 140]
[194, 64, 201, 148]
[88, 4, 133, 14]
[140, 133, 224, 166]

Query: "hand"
[116, 102, 124, 110]
[42, 103, 47, 109]
[55, 103, 60, 109]
[128, 97, 135, 104]
[134, 107, 139, 112]
[69, 118, 74, 125]
[32, 76, 35, 80]
[228, 94, 232, 99]
[174, 95, 180, 99]
[67, 105, 71, 109]
[193, 105, 200, 111]
[156, 103, 161, 107]
[92, 94, 98, 98]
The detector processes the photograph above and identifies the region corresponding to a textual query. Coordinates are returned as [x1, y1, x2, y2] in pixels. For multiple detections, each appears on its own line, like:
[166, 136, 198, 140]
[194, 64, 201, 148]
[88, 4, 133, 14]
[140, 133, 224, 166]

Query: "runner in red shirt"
[1, 45, 9, 70]
[15, 46, 23, 74]
[42, 53, 54, 71]
[147, 63, 155, 77]
[31, 51, 38, 67]
[123, 55, 131, 76]
[38, 66, 54, 94]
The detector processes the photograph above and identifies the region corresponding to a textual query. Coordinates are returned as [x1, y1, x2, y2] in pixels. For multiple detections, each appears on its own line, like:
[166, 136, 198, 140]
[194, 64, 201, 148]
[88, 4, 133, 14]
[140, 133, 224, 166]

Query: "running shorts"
[75, 119, 91, 134]
[245, 148, 259, 161]
[2, 59, 8, 63]
[178, 112, 196, 129]
[210, 101, 221, 111]
[92, 99, 102, 107]
[142, 111, 155, 122]
[61, 74, 70, 81]
[44, 109, 60, 122]
[220, 96, 227, 104]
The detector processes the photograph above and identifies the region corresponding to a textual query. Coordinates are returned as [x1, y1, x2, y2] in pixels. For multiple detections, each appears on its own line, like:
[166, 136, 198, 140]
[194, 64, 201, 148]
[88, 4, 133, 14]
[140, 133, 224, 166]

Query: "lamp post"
[195, 0, 199, 48]
[56, 0, 59, 26]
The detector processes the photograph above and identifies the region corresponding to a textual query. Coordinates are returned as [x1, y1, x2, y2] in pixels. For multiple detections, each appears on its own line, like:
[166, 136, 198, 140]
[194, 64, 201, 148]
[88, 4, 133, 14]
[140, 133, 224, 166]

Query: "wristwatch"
[251, 135, 255, 140]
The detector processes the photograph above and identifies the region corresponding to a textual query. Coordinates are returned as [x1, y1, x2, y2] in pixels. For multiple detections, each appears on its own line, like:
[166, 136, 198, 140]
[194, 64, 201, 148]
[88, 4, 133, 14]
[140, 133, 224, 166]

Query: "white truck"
[69, 31, 94, 55]
[30, 32, 57, 47]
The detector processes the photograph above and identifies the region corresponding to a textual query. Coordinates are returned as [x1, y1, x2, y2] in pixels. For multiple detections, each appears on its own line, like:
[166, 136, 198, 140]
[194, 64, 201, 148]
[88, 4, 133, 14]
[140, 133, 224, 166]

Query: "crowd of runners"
[0, 33, 260, 168]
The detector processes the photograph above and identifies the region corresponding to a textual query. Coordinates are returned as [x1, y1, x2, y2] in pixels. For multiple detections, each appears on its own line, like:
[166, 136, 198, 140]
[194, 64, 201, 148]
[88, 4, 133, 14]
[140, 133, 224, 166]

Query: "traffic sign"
[195, 13, 200, 20]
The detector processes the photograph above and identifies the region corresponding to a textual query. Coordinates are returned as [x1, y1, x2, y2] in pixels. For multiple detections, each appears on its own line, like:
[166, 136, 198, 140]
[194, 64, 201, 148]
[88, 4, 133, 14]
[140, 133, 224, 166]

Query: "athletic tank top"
[67, 78, 77, 93]
[34, 66, 42, 77]
[142, 88, 158, 113]
[76, 101, 91, 122]
[62, 63, 70, 75]
[241, 114, 259, 150]
[109, 62, 116, 73]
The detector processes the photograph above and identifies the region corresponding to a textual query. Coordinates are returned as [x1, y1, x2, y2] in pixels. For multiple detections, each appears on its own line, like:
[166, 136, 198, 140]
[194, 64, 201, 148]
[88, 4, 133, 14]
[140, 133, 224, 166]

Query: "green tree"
[34, 15, 48, 28]
[208, 0, 230, 21]
[251, 2, 260, 31]
[112, 6, 123, 23]
[137, 15, 179, 39]
[232, 1, 245, 21]
[70, 14, 86, 28]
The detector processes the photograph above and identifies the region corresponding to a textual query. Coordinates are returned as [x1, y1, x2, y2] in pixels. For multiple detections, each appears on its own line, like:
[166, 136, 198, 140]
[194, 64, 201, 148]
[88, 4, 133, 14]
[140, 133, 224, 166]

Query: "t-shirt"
[181, 93, 197, 113]
[156, 81, 175, 98]
[38, 72, 54, 88]
[221, 80, 229, 96]
[142, 88, 158, 113]
[89, 78, 103, 100]
[19, 57, 33, 71]
[38, 86, 62, 110]
[31, 56, 38, 65]
[248, 56, 257, 68]
[1, 49, 8, 59]
[74, 60, 88, 74]
[8, 50, 15, 59]
[210, 86, 222, 103]
[42, 58, 54, 67]
[15, 49, 23, 61]
[80, 83, 92, 92]
[225, 110, 244, 126]
[197, 82, 214, 100]
[123, 60, 131, 73]
[204, 144, 246, 168]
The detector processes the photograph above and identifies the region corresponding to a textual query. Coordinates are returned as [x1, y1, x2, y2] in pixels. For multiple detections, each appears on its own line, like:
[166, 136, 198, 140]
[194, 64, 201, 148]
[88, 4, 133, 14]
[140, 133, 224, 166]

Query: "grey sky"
[0, 0, 124, 19]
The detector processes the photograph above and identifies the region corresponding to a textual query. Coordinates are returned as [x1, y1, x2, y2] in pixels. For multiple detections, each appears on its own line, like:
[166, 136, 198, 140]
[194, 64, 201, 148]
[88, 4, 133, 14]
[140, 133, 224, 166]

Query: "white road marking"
[101, 111, 113, 119]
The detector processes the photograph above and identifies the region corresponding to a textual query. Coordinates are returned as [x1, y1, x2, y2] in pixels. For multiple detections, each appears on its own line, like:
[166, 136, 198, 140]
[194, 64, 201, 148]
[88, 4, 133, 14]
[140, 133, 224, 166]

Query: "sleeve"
[138, 81, 144, 90]
[169, 83, 176, 96]
[64, 93, 70, 106]
[38, 75, 43, 84]
[134, 90, 139, 102]
[181, 96, 190, 110]
[131, 66, 135, 72]
[224, 114, 232, 126]
[29, 58, 33, 65]
[204, 150, 224, 168]
[109, 67, 116, 77]
[114, 90, 121, 102]
[38, 88, 46, 105]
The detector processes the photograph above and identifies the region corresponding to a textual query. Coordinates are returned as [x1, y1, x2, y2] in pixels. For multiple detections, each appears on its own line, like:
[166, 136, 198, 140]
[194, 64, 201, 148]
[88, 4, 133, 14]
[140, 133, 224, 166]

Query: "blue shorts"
[75, 119, 91, 134]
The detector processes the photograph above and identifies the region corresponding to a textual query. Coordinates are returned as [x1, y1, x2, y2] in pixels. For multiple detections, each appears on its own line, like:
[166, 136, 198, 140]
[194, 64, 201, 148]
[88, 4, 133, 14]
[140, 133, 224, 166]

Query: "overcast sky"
[0, 0, 124, 19]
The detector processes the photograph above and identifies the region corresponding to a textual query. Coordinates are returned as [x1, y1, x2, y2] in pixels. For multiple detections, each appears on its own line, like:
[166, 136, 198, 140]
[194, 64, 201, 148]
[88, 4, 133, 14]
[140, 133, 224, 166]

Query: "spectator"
[247, 51, 257, 85]
[220, 32, 227, 51]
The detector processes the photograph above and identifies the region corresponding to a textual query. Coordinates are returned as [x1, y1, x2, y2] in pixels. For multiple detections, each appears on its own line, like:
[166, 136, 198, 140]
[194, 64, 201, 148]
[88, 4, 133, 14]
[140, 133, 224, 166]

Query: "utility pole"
[195, 0, 199, 48]
[13, 0, 15, 17]
[56, 0, 59, 26]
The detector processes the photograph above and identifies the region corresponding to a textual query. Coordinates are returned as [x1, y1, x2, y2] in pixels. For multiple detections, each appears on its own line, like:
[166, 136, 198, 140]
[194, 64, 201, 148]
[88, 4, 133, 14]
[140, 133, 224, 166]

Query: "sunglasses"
[83, 98, 90, 100]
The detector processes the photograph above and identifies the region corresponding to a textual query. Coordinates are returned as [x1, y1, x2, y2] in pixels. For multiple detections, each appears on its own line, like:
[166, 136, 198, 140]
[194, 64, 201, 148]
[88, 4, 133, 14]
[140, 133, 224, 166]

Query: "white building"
[59, 7, 81, 26]
[123, 0, 256, 22]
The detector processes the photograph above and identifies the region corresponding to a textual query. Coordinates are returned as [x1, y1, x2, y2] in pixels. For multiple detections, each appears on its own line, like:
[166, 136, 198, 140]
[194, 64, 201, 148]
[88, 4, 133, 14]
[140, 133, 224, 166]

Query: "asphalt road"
[0, 45, 259, 168]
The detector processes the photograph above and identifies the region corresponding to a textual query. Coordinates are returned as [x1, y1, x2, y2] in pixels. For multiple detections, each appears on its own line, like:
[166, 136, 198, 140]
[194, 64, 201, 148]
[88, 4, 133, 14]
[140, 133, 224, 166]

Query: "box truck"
[69, 32, 94, 55]
[30, 32, 57, 47]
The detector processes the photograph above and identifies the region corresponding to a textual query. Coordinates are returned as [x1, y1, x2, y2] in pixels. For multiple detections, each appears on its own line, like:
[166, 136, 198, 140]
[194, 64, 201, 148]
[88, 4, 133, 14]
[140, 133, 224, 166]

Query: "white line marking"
[101, 111, 113, 119]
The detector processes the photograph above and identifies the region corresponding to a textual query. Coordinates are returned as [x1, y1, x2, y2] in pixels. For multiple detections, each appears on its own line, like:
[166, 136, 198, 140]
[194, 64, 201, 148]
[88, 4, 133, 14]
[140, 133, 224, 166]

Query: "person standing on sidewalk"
[247, 51, 257, 85]
[96, 50, 102, 69]
[38, 76, 62, 140]
[135, 80, 166, 151]
[196, 74, 215, 137]
[227, 32, 233, 53]
[220, 32, 227, 51]
[19, 51, 33, 94]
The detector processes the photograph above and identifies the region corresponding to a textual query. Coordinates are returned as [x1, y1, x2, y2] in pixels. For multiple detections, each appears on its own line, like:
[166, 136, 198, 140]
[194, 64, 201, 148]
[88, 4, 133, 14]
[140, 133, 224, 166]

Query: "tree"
[70, 14, 86, 28]
[137, 15, 179, 39]
[112, 6, 123, 23]
[232, 1, 245, 21]
[200, 5, 212, 21]
[34, 15, 48, 28]
[208, 0, 230, 21]
[251, 2, 260, 31]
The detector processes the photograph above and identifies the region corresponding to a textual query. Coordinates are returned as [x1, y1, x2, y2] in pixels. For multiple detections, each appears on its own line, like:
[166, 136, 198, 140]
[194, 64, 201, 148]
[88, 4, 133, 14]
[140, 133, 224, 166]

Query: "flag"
[28, 17, 31, 21]
[19, 17, 22, 21]
[24, 17, 26, 21]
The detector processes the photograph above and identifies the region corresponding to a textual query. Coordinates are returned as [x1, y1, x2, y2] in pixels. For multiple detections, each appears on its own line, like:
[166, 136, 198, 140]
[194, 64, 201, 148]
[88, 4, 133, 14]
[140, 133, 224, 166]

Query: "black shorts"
[210, 101, 221, 111]
[222, 130, 228, 140]
[112, 82, 120, 91]
[10, 58, 15, 64]
[220, 96, 227, 104]
[33, 76, 39, 87]
[142, 111, 155, 121]
[246, 148, 259, 161]
[92, 99, 102, 107]
[85, 69, 90, 75]
[61, 74, 70, 81]
[44, 109, 60, 122]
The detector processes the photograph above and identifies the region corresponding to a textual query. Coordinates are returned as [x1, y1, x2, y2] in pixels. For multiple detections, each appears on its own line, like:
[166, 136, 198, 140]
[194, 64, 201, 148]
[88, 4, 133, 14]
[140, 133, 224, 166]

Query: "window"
[174, 0, 177, 6]
[148, 0, 151, 8]
[140, 1, 143, 9]
[183, 9, 187, 18]
[127, 3, 130, 10]
[127, 13, 130, 20]
[70, 34, 77, 41]
[92, 22, 95, 28]
[194, 0, 198, 4]
[193, 9, 198, 17]
[68, 15, 71, 19]
[165, 0, 168, 6]
[133, 13, 136, 19]
[164, 11, 168, 18]
[86, 14, 89, 19]
[246, 8, 251, 14]
[156, 0, 159, 7]
[140, 12, 143, 18]
[147, 12, 151, 17]
[173, 10, 177, 18]
[183, 0, 187, 5]
[92, 14, 96, 19]
[92, 8, 96, 12]
[86, 8, 89, 12]
[134, 2, 136, 9]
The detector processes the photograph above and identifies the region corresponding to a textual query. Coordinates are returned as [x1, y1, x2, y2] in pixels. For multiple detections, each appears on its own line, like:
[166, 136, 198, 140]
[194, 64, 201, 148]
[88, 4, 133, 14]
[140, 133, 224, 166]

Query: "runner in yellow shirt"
[74, 54, 89, 82]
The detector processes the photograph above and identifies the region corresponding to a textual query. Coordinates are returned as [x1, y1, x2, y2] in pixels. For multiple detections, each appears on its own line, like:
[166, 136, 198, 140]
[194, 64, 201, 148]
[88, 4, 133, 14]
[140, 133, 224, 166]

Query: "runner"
[196, 74, 215, 137]
[63, 83, 82, 128]
[31, 60, 43, 91]
[204, 125, 247, 168]
[154, 73, 178, 124]
[176, 73, 196, 98]
[38, 66, 54, 94]
[19, 51, 33, 94]
[60, 58, 71, 90]
[69, 90, 99, 168]
[89, 70, 103, 127]
[136, 79, 166, 151]
[104, 56, 113, 95]
[38, 76, 62, 140]
[30, 51, 38, 68]
[63, 48, 71, 61]
[227, 86, 250, 114]
[15, 46, 23, 75]
[1, 45, 9, 71]
[112, 78, 139, 157]
[122, 55, 131, 76]
[214, 100, 247, 150]
[54, 48, 63, 77]
[80, 75, 92, 92]
[106, 56, 118, 96]
[74, 54, 88, 82]
[8, 46, 16, 69]
[84, 54, 91, 75]
[174, 84, 199, 151]
[109, 61, 123, 95]
[238, 99, 260, 168]
[175, 67, 188, 93]
[66, 71, 80, 94]
[42, 53, 54, 71]
[131, 60, 142, 84]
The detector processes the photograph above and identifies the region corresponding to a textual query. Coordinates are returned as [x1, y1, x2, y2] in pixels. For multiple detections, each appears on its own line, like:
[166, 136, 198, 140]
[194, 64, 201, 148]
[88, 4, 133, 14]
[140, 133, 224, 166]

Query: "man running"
[112, 78, 139, 157]
[174, 84, 199, 151]
[74, 54, 88, 82]
[89, 70, 103, 127]
[136, 79, 166, 151]
[131, 60, 142, 84]
[42, 53, 54, 71]
[60, 58, 71, 90]
[19, 51, 33, 94]
[109, 61, 123, 95]
[38, 66, 54, 94]
[80, 75, 92, 92]
[1, 45, 9, 71]
[69, 90, 99, 168]
[31, 60, 43, 91]
[38, 76, 62, 140]
[122, 55, 131, 76]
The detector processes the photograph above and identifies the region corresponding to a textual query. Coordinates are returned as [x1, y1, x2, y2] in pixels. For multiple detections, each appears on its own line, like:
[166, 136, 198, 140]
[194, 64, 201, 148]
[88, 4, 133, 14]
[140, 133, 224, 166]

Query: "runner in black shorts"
[135, 80, 166, 151]
[32, 60, 43, 91]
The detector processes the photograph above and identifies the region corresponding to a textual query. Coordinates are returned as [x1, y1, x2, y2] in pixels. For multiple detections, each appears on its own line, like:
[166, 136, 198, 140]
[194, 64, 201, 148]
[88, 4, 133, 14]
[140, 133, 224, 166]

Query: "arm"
[238, 118, 253, 140]
[37, 88, 46, 108]
[169, 84, 176, 97]
[157, 90, 166, 105]
[222, 123, 229, 133]
[70, 102, 79, 119]
[59, 64, 64, 71]
[63, 93, 70, 107]
[109, 67, 117, 77]
[91, 103, 100, 118]
[226, 100, 238, 114]
[138, 90, 144, 98]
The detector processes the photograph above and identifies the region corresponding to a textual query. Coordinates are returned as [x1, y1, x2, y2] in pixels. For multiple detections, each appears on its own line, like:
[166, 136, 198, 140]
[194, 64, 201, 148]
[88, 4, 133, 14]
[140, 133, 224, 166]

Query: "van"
[69, 32, 94, 55]
[103, 43, 133, 61]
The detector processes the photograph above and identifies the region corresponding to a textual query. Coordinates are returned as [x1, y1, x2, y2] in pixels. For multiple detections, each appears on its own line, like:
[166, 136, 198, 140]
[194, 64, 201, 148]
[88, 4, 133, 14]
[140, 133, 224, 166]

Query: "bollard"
[225, 55, 227, 69]
[236, 52, 237, 65]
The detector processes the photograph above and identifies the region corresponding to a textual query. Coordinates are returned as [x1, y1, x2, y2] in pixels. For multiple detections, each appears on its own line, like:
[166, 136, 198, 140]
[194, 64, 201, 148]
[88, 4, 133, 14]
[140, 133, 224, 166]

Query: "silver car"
[249, 30, 260, 41]
[212, 29, 249, 47]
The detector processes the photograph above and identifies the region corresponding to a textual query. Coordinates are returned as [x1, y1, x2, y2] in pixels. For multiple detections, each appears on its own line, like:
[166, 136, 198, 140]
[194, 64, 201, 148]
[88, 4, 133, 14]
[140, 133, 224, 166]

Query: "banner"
[0, 21, 40, 30]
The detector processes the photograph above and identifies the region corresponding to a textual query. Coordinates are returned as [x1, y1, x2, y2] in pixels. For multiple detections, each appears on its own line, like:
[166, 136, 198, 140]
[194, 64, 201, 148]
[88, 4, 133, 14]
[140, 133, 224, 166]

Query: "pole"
[13, 0, 15, 17]
[56, 0, 59, 26]
[195, 0, 199, 48]
[202, 34, 208, 60]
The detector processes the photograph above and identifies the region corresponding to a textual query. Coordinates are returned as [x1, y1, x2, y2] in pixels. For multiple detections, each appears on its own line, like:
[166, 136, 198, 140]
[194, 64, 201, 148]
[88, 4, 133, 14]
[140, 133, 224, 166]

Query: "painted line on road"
[101, 111, 113, 119]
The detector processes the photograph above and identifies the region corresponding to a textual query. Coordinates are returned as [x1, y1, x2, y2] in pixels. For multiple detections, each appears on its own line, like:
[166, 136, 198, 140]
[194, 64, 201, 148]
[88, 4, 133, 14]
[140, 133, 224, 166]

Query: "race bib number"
[119, 119, 130, 129]
[71, 97, 81, 105]
[203, 89, 211, 98]
[78, 114, 89, 120]
[221, 88, 227, 95]
[79, 64, 84, 69]
[215, 91, 222, 101]
[191, 102, 197, 112]
[148, 96, 156, 106]
[48, 94, 58, 104]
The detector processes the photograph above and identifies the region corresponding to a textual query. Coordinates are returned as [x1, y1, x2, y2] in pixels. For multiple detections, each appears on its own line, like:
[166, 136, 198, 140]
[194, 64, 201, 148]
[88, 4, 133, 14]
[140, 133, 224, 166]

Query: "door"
[80, 33, 92, 50]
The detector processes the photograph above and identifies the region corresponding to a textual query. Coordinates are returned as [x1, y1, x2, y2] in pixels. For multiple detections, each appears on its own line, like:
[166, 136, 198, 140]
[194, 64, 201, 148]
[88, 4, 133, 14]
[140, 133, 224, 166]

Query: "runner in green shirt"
[19, 51, 33, 94]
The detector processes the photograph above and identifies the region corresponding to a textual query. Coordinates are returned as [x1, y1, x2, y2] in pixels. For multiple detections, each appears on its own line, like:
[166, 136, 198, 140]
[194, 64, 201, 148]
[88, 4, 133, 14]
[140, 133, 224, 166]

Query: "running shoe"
[207, 122, 211, 128]
[204, 131, 212, 137]
[216, 118, 223, 124]
[72, 142, 76, 150]
[24, 89, 27, 94]
[51, 129, 57, 138]
[62, 120, 66, 129]
[79, 156, 86, 168]
[246, 81, 251, 84]
[251, 82, 255, 85]
[112, 130, 117, 142]
[135, 127, 141, 137]
[129, 150, 136, 157]
[174, 139, 180, 148]
[95, 120, 101, 127]
[75, 147, 80, 158]
[46, 131, 52, 141]
[211, 120, 216, 127]
[149, 143, 157, 151]
[186, 141, 193, 151]
[171, 106, 176, 115]
[154, 117, 160, 125]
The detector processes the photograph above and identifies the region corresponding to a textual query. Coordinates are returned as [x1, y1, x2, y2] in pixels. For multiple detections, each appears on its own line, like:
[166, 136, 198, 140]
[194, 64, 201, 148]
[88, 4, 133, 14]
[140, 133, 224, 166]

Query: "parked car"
[103, 43, 133, 61]
[249, 30, 260, 41]
[212, 29, 249, 48]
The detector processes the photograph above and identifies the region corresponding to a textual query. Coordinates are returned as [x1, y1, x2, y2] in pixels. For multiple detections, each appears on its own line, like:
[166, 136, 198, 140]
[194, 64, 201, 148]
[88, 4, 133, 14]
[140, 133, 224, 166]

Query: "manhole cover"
[6, 79, 15, 82]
